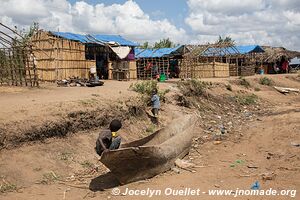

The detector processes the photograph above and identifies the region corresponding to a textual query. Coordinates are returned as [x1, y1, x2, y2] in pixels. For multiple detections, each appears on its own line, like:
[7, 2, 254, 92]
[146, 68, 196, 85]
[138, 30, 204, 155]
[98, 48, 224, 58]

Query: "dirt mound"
[0, 99, 146, 150]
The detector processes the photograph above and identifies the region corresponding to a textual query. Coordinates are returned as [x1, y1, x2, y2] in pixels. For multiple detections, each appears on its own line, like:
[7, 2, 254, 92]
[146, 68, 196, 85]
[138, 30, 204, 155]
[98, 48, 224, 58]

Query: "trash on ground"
[261, 172, 276, 181]
[251, 181, 260, 190]
[274, 86, 300, 94]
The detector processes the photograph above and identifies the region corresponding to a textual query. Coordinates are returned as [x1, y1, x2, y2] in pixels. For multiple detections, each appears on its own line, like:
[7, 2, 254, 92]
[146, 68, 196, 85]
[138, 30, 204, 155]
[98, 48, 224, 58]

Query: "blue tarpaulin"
[135, 45, 183, 58]
[50, 31, 138, 46]
[236, 45, 265, 54]
[91, 34, 138, 46]
[203, 45, 264, 56]
[51, 32, 91, 43]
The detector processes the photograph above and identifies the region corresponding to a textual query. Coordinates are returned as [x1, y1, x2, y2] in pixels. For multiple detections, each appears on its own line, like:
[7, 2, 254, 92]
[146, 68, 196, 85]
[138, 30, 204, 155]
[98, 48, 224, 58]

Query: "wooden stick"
[58, 181, 89, 190]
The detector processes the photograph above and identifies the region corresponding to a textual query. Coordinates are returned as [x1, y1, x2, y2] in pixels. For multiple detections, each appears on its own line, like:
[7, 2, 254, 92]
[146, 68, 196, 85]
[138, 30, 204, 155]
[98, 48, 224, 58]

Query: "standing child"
[151, 89, 160, 117]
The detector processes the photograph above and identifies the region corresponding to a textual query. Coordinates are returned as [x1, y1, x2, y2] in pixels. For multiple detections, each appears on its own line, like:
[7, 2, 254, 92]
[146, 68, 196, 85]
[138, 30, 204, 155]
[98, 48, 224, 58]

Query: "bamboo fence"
[31, 31, 96, 81]
[179, 57, 229, 78]
[0, 23, 38, 86]
[136, 57, 169, 80]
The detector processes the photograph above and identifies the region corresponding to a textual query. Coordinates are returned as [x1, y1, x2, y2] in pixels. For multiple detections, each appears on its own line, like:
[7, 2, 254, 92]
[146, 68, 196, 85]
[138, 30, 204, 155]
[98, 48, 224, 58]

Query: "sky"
[0, 0, 300, 50]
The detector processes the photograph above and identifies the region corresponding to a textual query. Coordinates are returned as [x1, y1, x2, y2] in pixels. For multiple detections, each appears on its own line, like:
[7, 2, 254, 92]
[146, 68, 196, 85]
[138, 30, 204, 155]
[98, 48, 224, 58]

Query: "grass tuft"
[0, 181, 17, 193]
[259, 77, 274, 86]
[38, 171, 60, 185]
[177, 79, 210, 96]
[235, 94, 258, 105]
[238, 77, 251, 88]
[80, 160, 94, 169]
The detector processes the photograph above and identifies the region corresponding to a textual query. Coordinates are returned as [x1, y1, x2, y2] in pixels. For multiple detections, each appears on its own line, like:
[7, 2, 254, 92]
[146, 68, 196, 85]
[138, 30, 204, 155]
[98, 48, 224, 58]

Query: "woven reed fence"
[31, 31, 95, 81]
[179, 58, 229, 79]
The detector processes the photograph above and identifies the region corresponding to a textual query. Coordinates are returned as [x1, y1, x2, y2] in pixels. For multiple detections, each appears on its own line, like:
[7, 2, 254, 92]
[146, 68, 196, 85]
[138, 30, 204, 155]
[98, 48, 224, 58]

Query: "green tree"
[20, 22, 39, 45]
[153, 38, 176, 48]
[140, 41, 151, 49]
[216, 35, 235, 45]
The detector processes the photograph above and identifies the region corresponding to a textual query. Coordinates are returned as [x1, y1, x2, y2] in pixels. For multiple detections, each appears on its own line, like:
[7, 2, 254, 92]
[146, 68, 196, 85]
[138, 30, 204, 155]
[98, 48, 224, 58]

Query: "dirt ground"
[0, 74, 299, 200]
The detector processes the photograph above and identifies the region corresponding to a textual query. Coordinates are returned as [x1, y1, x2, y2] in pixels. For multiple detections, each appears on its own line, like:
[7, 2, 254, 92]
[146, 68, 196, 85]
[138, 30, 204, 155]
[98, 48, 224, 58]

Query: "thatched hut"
[181, 44, 265, 77]
[31, 31, 138, 81]
[135, 46, 185, 80]
[258, 46, 300, 74]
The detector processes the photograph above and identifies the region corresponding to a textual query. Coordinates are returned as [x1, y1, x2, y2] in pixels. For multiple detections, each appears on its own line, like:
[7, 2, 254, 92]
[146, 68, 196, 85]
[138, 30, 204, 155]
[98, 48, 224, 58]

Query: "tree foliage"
[139, 38, 178, 49]
[140, 41, 150, 49]
[154, 38, 176, 48]
[18, 22, 39, 46]
[216, 35, 235, 45]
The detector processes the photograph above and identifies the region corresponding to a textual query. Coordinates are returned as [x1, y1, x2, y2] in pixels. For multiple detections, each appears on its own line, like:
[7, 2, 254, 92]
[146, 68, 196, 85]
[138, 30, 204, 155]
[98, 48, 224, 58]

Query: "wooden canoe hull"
[100, 115, 196, 184]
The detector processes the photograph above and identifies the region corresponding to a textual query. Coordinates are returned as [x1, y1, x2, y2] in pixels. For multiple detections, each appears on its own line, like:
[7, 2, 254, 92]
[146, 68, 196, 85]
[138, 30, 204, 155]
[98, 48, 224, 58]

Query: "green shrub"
[130, 80, 158, 95]
[235, 94, 258, 105]
[130, 81, 169, 104]
[177, 79, 209, 96]
[259, 77, 274, 86]
[239, 77, 251, 88]
[0, 181, 17, 193]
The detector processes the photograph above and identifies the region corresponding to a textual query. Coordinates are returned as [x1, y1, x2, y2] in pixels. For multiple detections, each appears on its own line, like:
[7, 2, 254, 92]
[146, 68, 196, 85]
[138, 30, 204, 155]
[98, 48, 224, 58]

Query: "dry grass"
[238, 77, 251, 88]
[177, 79, 210, 96]
[254, 87, 261, 91]
[80, 160, 94, 169]
[0, 180, 17, 193]
[38, 171, 60, 185]
[235, 94, 258, 105]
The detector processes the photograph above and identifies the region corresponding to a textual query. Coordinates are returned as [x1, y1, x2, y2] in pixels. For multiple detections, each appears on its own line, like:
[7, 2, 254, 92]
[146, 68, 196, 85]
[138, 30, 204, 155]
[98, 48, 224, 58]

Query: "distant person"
[89, 73, 99, 82]
[282, 60, 289, 73]
[151, 89, 160, 117]
[273, 62, 280, 73]
[95, 119, 122, 156]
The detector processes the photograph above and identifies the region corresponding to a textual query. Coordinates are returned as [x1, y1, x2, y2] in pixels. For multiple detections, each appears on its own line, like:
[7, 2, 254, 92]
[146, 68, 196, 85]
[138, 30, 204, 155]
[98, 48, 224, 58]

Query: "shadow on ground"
[146, 112, 158, 125]
[89, 172, 120, 191]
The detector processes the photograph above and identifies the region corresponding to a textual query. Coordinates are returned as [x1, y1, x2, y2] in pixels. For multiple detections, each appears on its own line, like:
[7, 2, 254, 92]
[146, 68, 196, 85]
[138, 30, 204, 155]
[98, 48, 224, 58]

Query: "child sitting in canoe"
[95, 119, 122, 156]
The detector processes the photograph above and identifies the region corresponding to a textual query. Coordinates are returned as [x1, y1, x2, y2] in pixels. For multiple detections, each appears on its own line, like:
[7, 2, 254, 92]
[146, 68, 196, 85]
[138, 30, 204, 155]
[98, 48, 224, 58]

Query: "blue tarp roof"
[91, 34, 138, 46]
[51, 32, 91, 43]
[50, 31, 138, 46]
[236, 45, 265, 54]
[135, 45, 183, 58]
[203, 45, 264, 56]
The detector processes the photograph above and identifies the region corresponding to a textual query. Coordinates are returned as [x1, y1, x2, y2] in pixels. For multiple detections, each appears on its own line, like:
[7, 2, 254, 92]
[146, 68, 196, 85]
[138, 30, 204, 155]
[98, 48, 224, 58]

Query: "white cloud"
[187, 0, 266, 16]
[0, 0, 187, 44]
[186, 0, 300, 50]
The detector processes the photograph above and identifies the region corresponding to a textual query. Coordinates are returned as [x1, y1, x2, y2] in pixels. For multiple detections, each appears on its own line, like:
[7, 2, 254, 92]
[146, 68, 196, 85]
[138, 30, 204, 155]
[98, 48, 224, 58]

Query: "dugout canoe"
[100, 114, 197, 184]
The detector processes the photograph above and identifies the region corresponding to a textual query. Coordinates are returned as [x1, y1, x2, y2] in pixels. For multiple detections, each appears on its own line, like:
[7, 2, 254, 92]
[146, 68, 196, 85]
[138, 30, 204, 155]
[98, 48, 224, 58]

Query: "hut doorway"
[96, 54, 108, 79]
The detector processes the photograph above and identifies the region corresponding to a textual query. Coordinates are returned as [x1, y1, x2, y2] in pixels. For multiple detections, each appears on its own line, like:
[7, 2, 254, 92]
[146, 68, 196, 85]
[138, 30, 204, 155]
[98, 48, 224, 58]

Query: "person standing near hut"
[282, 60, 289, 73]
[95, 119, 122, 156]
